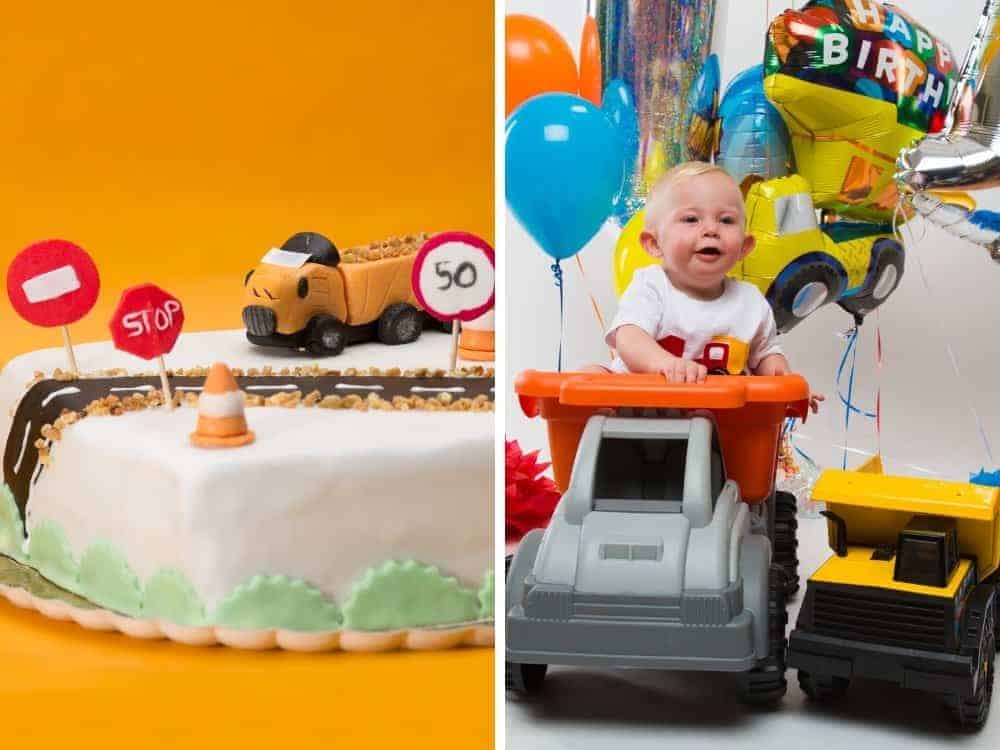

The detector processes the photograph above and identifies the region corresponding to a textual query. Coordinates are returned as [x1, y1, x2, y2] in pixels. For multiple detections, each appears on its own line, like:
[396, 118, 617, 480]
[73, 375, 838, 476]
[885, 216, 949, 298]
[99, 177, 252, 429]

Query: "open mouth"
[695, 247, 722, 258]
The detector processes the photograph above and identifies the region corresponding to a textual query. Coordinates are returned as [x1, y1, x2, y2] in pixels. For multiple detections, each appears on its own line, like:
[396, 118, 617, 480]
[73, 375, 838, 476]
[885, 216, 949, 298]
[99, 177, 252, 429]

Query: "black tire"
[838, 239, 904, 320]
[740, 564, 788, 705]
[504, 553, 513, 579]
[948, 587, 996, 730]
[798, 671, 850, 701]
[378, 303, 424, 345]
[305, 315, 347, 356]
[770, 260, 845, 333]
[506, 661, 547, 696]
[774, 491, 800, 597]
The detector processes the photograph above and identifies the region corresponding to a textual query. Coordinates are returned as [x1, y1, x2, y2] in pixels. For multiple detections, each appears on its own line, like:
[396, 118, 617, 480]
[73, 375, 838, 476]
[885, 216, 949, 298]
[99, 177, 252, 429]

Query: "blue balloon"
[601, 79, 639, 226]
[506, 93, 626, 261]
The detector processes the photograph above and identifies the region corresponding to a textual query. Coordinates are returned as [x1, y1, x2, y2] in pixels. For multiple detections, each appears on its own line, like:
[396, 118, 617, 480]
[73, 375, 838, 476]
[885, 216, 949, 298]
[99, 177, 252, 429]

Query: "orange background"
[0, 1, 494, 747]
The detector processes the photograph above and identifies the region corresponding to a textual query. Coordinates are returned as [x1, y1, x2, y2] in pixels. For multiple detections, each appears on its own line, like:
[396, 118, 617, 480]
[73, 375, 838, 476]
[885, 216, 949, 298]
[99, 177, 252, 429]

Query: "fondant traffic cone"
[190, 362, 255, 448]
[458, 310, 494, 362]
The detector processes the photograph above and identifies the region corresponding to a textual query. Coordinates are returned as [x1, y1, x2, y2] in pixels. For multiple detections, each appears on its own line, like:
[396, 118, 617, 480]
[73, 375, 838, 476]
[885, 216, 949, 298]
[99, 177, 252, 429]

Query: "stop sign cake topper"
[411, 232, 495, 371]
[110, 283, 185, 408]
[7, 239, 101, 375]
[412, 232, 495, 323]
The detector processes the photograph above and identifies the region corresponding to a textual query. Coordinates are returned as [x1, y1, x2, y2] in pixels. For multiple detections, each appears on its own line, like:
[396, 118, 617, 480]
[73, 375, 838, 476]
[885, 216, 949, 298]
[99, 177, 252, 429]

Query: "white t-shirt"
[606, 266, 782, 374]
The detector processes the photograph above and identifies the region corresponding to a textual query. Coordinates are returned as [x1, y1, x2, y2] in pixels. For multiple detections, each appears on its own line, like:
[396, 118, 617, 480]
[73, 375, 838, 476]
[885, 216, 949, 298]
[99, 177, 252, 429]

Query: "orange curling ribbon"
[574, 254, 613, 359]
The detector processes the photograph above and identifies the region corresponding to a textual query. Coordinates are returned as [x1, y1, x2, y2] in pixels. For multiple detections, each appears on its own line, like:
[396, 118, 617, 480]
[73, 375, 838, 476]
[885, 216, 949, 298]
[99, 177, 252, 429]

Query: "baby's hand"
[810, 392, 825, 414]
[659, 357, 707, 384]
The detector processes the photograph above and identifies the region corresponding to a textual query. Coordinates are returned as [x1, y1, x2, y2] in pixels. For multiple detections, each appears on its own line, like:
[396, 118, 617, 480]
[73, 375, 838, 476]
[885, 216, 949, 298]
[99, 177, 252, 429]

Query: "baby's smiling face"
[640, 170, 755, 299]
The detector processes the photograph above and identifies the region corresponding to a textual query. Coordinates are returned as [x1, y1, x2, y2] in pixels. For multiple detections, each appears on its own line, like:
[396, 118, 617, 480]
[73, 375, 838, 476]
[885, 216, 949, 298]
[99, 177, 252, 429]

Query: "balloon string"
[902, 218, 996, 465]
[573, 255, 614, 359]
[835, 326, 877, 420]
[552, 261, 565, 372]
[875, 310, 883, 457]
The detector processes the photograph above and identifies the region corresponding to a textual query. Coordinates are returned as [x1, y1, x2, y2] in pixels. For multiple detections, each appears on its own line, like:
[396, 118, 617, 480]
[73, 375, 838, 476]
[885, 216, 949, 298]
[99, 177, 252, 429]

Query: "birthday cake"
[0, 328, 494, 648]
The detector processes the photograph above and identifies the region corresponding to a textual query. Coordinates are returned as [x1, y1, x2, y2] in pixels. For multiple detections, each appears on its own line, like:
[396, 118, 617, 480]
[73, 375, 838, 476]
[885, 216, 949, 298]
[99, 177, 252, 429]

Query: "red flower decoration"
[506, 439, 561, 544]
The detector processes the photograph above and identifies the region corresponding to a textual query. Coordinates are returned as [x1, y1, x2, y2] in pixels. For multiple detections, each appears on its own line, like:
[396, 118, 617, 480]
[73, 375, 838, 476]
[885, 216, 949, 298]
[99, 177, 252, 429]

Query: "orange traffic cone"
[457, 311, 494, 362]
[190, 362, 255, 448]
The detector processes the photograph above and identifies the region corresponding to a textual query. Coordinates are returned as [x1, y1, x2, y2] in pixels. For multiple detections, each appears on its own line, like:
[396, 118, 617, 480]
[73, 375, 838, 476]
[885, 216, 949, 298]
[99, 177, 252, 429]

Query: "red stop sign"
[109, 284, 185, 360]
[7, 239, 100, 327]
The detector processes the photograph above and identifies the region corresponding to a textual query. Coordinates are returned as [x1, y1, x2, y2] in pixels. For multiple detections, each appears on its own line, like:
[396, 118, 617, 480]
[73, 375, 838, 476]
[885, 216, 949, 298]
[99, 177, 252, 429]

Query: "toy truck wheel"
[771, 261, 845, 333]
[506, 661, 547, 696]
[739, 564, 788, 705]
[378, 303, 424, 346]
[306, 315, 348, 356]
[774, 491, 800, 597]
[798, 671, 850, 701]
[838, 239, 904, 320]
[948, 586, 996, 730]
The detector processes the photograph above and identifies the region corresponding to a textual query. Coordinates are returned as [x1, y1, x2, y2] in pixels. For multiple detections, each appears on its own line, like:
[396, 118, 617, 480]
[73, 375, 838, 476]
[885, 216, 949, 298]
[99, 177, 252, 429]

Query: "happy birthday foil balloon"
[764, 0, 958, 224]
[594, 0, 718, 225]
[898, 0, 1000, 193]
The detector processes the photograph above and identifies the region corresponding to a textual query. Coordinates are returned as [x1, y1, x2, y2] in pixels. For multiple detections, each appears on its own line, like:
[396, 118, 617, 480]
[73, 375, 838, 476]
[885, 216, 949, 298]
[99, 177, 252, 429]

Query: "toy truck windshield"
[260, 248, 310, 268]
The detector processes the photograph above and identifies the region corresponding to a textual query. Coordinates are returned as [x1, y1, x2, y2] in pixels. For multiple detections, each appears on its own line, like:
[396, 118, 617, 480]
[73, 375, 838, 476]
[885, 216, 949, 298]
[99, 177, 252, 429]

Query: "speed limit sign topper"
[7, 239, 101, 327]
[109, 283, 185, 360]
[411, 232, 495, 322]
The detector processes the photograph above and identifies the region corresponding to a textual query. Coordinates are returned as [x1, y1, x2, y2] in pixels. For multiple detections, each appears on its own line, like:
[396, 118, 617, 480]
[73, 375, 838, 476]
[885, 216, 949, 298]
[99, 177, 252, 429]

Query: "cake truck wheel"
[306, 315, 347, 356]
[506, 661, 547, 696]
[378, 303, 424, 345]
[798, 671, 850, 701]
[774, 491, 800, 597]
[740, 564, 788, 705]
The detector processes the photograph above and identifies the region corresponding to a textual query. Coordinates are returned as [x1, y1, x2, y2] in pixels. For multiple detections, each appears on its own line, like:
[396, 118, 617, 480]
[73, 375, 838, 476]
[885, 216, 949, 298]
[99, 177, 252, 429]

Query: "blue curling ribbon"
[835, 327, 877, 470]
[551, 261, 564, 372]
[971, 468, 1000, 487]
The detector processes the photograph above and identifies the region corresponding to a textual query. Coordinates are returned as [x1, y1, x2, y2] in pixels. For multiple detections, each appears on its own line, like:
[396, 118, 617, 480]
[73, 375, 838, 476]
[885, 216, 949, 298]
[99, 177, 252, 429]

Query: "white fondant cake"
[0, 330, 494, 634]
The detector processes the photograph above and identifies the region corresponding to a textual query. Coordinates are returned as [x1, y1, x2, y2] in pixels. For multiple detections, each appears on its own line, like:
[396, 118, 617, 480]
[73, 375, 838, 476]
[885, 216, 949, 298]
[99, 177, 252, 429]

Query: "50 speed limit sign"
[411, 232, 495, 323]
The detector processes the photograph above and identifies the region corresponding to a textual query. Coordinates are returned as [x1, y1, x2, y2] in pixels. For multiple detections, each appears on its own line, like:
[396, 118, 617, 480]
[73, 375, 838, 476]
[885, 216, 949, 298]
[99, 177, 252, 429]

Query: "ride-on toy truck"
[507, 372, 809, 703]
[788, 457, 1000, 730]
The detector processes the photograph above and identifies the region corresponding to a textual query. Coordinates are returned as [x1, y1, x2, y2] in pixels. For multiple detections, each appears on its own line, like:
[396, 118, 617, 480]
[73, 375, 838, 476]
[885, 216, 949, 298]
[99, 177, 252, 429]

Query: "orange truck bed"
[515, 371, 810, 504]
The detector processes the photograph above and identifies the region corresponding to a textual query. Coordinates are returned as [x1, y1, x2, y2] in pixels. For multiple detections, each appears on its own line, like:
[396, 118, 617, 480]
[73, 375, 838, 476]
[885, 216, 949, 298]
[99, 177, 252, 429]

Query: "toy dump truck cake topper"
[242, 231, 442, 356]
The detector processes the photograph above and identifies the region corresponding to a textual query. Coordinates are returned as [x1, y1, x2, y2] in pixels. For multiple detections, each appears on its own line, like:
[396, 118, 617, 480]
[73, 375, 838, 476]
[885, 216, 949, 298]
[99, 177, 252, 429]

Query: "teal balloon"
[506, 93, 626, 261]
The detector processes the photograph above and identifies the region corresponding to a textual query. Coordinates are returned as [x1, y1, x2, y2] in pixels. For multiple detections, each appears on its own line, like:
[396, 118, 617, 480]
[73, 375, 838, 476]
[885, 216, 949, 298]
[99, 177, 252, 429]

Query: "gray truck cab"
[506, 414, 787, 702]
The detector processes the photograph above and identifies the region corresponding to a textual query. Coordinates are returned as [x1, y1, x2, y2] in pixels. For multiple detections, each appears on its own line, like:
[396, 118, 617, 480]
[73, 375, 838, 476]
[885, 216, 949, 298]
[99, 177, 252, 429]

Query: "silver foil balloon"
[592, 0, 717, 223]
[907, 192, 1000, 262]
[897, 0, 1000, 192]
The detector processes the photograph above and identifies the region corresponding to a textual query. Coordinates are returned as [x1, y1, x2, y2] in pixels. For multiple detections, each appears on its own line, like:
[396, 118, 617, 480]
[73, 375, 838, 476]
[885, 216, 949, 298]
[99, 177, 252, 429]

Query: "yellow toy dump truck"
[242, 231, 437, 356]
[788, 457, 999, 730]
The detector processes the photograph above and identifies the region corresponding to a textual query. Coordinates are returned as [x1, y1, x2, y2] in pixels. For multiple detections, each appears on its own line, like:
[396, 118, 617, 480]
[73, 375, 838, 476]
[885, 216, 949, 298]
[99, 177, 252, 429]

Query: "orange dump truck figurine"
[507, 372, 809, 702]
[242, 231, 439, 356]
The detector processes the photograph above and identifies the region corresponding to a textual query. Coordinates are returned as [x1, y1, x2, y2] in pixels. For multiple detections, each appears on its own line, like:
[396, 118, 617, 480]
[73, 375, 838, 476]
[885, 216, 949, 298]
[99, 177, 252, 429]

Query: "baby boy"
[606, 161, 822, 411]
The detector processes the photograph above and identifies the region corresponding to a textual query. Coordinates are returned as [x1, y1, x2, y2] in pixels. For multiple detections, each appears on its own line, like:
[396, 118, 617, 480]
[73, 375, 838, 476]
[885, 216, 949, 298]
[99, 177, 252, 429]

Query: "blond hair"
[643, 162, 737, 231]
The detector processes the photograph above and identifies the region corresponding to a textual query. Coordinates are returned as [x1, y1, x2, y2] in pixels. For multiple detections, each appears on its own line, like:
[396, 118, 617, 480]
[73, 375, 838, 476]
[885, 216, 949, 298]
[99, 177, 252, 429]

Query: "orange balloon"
[506, 14, 579, 116]
[579, 16, 602, 107]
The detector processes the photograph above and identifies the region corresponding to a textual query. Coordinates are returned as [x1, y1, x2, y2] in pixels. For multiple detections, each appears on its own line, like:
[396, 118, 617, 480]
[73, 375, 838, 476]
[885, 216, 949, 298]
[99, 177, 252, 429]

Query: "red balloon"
[506, 14, 578, 116]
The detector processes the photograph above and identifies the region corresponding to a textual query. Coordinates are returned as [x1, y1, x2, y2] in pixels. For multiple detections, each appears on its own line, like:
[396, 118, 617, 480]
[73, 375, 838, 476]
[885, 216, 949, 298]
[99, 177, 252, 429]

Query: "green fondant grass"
[213, 575, 342, 631]
[143, 568, 206, 626]
[78, 543, 143, 618]
[342, 561, 479, 631]
[0, 485, 24, 560]
[478, 570, 494, 619]
[27, 520, 78, 592]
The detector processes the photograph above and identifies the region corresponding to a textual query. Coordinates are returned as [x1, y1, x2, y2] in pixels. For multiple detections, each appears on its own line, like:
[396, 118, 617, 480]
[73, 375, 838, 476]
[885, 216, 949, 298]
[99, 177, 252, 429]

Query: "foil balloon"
[898, 0, 1000, 193]
[602, 79, 640, 221]
[505, 15, 579, 117]
[686, 53, 720, 162]
[506, 93, 626, 262]
[593, 0, 718, 224]
[764, 0, 958, 224]
[716, 65, 793, 192]
[896, 1, 1000, 261]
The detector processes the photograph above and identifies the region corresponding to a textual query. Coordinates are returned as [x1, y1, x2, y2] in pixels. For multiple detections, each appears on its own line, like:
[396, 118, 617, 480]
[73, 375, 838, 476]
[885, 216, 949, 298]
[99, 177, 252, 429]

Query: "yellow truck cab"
[242, 231, 433, 356]
[734, 176, 903, 332]
[788, 457, 999, 729]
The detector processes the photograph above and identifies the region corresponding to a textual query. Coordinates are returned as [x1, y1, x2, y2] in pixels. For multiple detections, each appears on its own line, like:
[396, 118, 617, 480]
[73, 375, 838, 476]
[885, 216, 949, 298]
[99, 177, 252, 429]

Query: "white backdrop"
[506, 0, 1000, 482]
